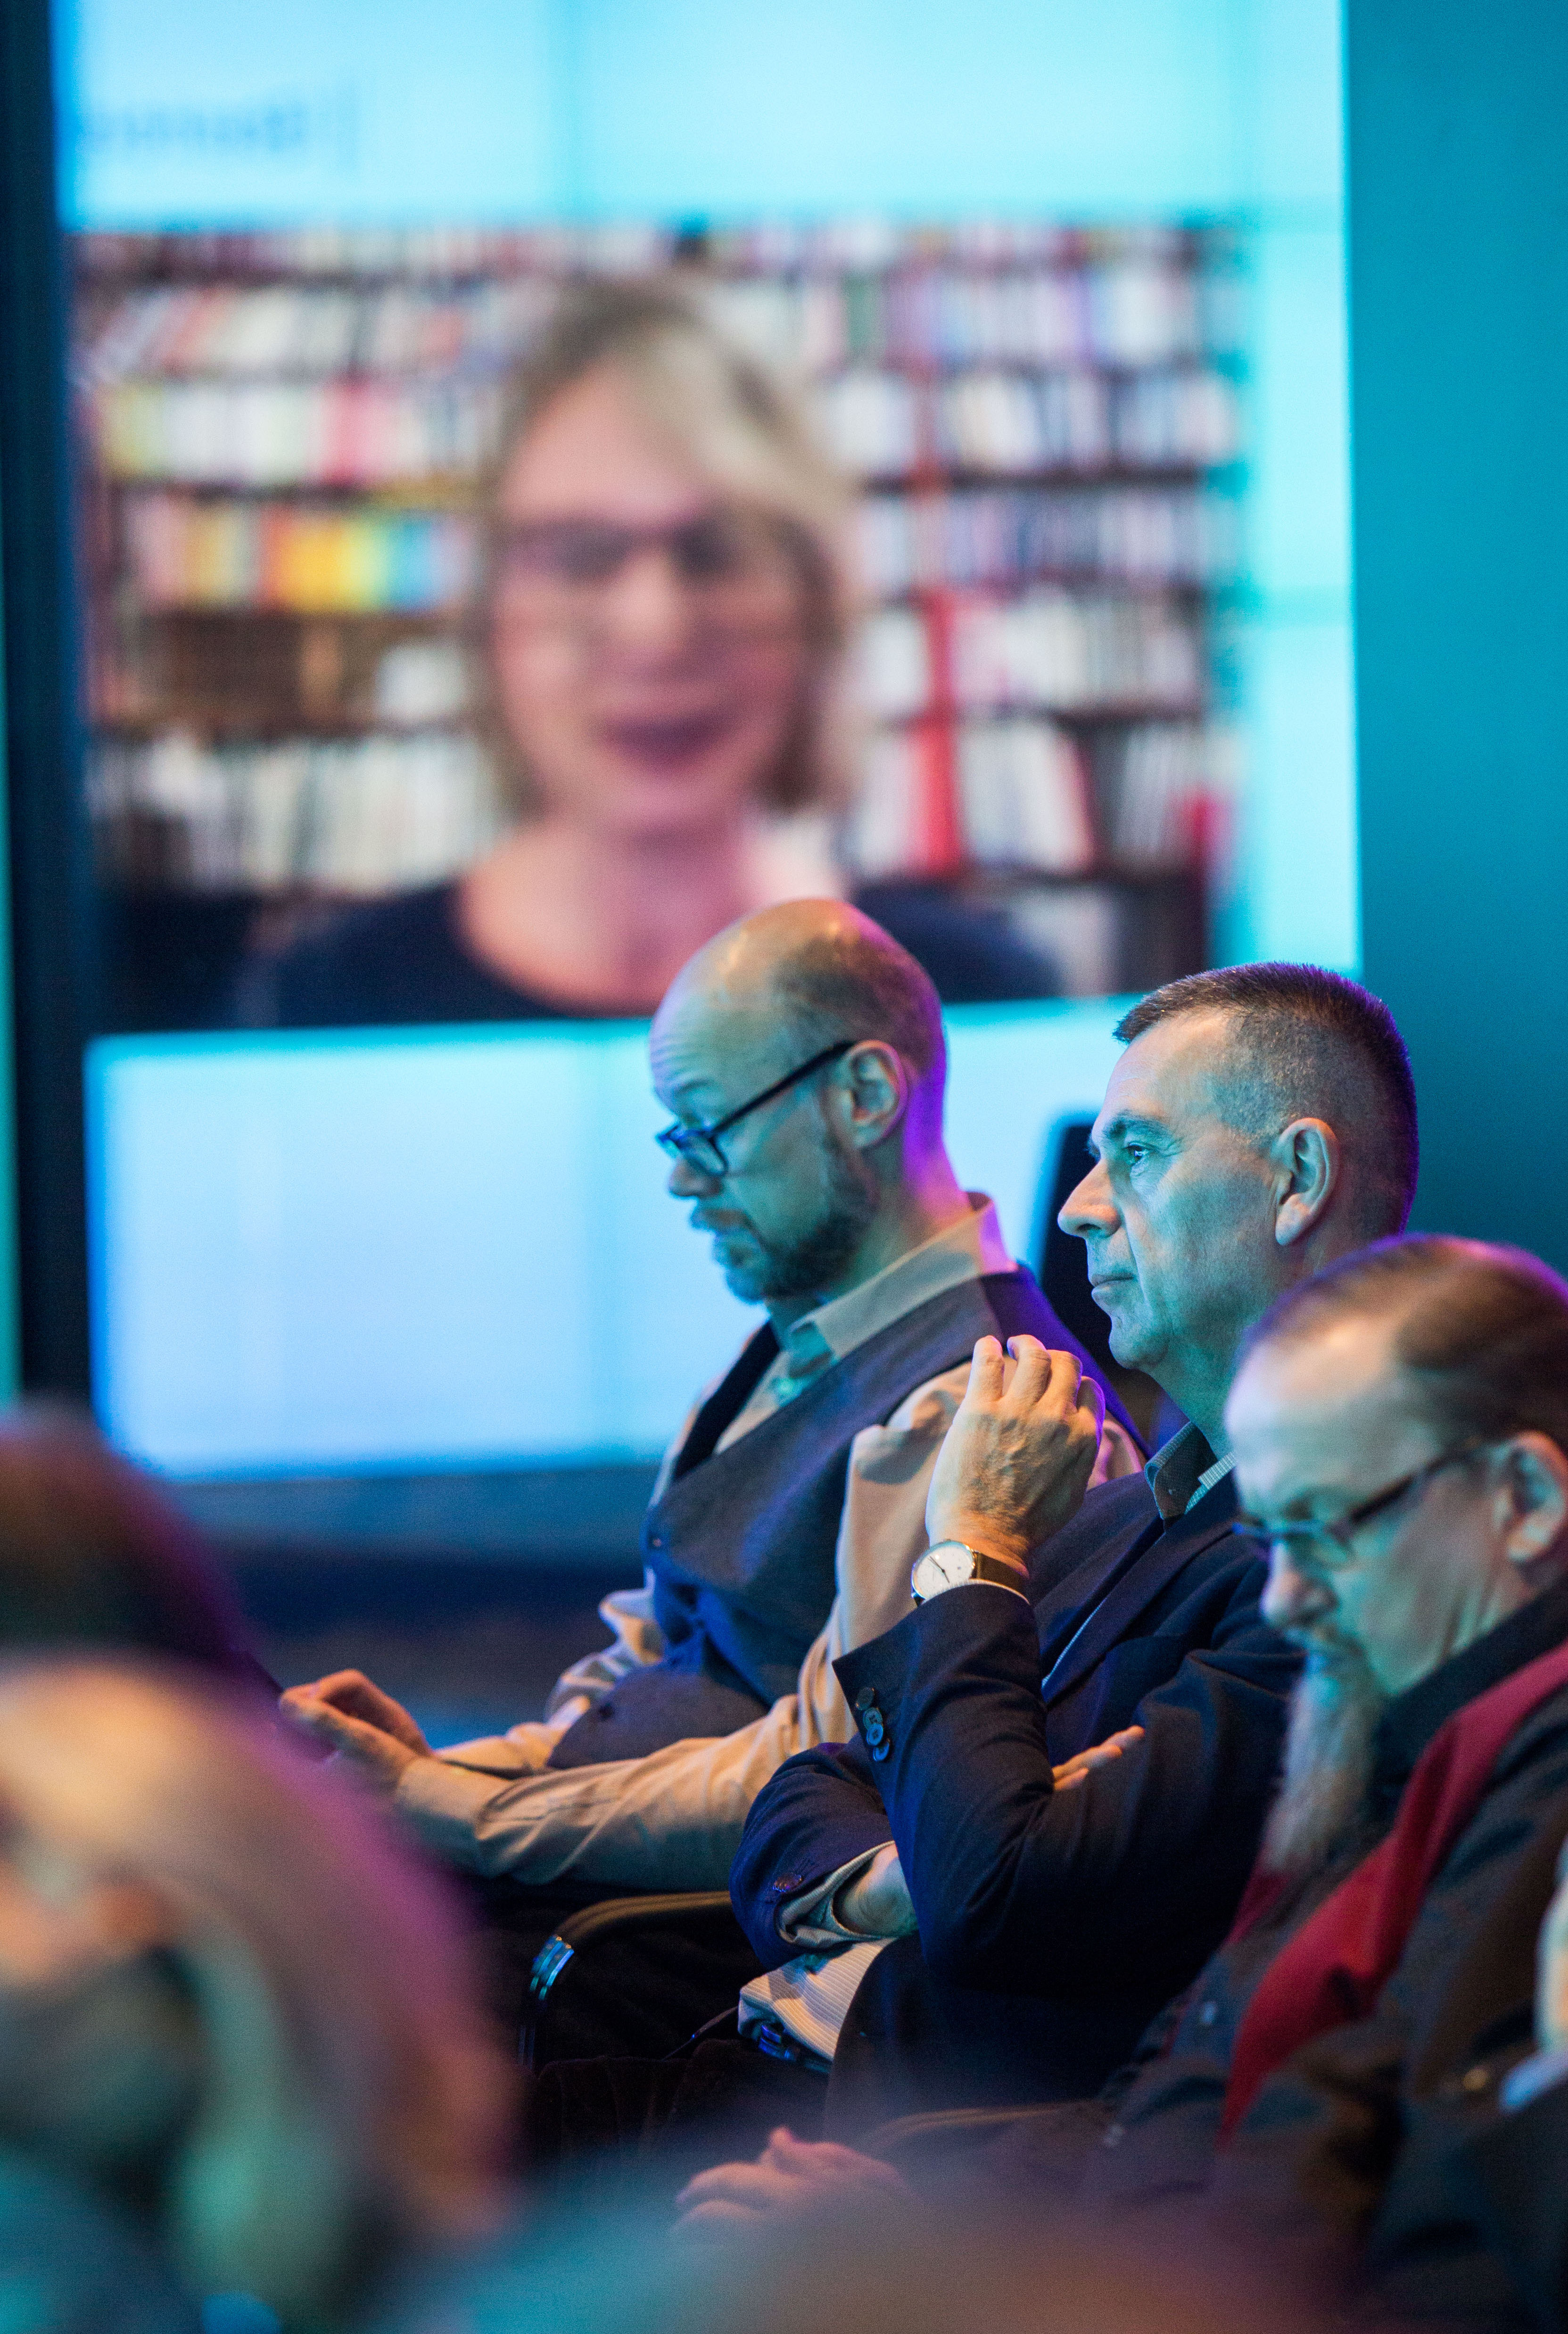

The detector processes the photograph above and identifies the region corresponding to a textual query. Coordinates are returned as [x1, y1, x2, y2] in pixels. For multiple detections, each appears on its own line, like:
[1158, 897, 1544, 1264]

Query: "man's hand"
[676, 2127, 908, 2233]
[280, 1670, 432, 1792]
[925, 1335, 1106, 1568]
[1052, 1724, 1144, 1793]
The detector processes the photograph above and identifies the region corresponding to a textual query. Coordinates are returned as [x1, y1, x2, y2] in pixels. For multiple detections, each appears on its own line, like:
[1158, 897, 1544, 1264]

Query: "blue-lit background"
[60, 0, 1352, 1481]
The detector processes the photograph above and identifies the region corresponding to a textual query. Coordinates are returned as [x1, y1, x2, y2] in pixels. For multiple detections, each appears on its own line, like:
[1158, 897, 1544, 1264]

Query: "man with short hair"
[526, 964, 1417, 2165]
[284, 899, 1134, 2045]
[685, 1235, 1568, 2331]
[725, 965, 1418, 2103]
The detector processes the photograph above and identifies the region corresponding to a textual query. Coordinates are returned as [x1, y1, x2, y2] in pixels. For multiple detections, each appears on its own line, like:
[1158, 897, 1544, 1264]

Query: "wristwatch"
[911, 1539, 1031, 1605]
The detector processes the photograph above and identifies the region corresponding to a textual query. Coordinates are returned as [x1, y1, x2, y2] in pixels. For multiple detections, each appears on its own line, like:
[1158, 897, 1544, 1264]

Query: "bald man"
[286, 902, 1138, 2047]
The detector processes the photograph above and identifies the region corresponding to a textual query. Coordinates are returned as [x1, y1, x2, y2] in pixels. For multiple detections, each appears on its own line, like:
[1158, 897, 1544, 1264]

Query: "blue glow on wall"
[89, 1002, 1130, 1475]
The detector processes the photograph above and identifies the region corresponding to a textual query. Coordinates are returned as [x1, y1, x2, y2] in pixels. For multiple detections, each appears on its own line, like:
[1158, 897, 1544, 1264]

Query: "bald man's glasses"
[656, 1041, 856, 1179]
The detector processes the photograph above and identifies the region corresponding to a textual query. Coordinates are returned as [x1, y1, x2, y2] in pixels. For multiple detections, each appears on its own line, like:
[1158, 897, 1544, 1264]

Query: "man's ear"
[1272, 1118, 1340, 1249]
[832, 1041, 910, 1150]
[1496, 1433, 1568, 1571]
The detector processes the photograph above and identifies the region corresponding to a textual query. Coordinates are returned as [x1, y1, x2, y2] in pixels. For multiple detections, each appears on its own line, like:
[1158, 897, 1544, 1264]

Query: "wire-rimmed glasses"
[655, 1039, 856, 1179]
[1232, 1442, 1486, 1565]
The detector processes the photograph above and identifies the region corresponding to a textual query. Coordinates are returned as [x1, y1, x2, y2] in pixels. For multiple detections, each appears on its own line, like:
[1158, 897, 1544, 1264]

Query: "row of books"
[88, 717, 1215, 897]
[83, 279, 554, 385]
[857, 593, 1203, 721]
[849, 716, 1223, 880]
[1102, 720, 1235, 867]
[815, 367, 1238, 478]
[76, 220, 1218, 285]
[706, 265, 1221, 378]
[123, 491, 476, 613]
[89, 730, 501, 894]
[116, 481, 1235, 616]
[92, 365, 1238, 490]
[856, 485, 1238, 594]
[91, 376, 501, 489]
[82, 263, 1225, 386]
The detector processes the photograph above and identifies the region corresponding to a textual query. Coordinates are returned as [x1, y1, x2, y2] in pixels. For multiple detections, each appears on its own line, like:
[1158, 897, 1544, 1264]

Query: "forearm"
[838, 1589, 1289, 1995]
[396, 1684, 820, 1888]
[731, 1738, 896, 1965]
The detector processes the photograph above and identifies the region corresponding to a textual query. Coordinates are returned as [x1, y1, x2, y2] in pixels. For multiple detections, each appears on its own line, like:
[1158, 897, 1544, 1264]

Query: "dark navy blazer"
[730, 1469, 1300, 2119]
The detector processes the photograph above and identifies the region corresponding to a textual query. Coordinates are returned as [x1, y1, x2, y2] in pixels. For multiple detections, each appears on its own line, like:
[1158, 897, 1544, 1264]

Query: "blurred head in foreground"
[385, 2186, 1312, 2334]
[0, 1404, 251, 1673]
[0, 1660, 506, 2328]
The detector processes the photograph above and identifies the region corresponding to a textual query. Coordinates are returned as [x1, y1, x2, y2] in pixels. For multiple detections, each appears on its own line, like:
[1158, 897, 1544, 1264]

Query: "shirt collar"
[774, 1194, 1013, 1377]
[1371, 1570, 1568, 1808]
[1145, 1419, 1236, 1520]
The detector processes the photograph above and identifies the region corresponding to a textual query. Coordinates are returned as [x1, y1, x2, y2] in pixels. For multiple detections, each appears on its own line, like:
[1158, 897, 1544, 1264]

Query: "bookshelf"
[70, 220, 1243, 1024]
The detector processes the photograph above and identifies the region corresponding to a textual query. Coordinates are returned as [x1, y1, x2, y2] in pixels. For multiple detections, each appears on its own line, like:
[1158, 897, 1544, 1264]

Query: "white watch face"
[914, 1542, 976, 1598]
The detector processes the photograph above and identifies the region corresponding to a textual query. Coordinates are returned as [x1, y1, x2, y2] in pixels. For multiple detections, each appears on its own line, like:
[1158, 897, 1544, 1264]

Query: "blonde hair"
[473, 275, 856, 815]
[0, 1659, 506, 2321]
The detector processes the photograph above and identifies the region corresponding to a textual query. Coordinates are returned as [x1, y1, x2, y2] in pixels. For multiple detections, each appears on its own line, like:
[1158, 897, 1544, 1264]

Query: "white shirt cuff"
[775, 1845, 893, 1945]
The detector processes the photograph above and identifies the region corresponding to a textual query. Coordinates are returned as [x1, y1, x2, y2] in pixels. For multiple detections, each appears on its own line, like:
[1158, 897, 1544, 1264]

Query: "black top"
[235, 877, 1062, 1029]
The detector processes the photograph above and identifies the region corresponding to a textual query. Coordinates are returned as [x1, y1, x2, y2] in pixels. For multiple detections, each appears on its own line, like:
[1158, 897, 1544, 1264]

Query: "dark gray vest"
[548, 1264, 1135, 1770]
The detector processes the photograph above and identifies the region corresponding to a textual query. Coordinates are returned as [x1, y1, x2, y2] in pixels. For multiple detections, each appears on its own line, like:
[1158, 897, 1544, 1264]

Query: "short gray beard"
[1260, 1642, 1389, 1879]
[728, 1140, 881, 1305]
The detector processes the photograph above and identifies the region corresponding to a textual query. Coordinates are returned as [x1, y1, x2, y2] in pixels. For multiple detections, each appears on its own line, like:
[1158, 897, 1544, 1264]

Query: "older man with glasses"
[684, 1234, 1568, 2332]
[285, 897, 1136, 2052]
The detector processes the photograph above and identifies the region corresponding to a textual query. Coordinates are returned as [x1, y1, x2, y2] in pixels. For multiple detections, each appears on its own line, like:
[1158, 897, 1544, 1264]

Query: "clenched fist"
[925, 1335, 1105, 1572]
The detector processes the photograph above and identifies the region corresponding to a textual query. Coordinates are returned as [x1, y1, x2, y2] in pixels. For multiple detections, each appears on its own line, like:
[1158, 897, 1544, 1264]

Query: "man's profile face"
[1230, 1316, 1502, 1697]
[649, 987, 875, 1306]
[1058, 1012, 1286, 1387]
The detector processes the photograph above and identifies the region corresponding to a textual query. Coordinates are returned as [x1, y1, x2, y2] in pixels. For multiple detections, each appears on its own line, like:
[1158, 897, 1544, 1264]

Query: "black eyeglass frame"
[1232, 1440, 1488, 1564]
[655, 1039, 857, 1179]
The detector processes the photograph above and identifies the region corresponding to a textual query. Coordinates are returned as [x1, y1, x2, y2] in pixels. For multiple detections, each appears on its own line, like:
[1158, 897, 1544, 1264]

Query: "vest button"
[648, 1533, 663, 1549]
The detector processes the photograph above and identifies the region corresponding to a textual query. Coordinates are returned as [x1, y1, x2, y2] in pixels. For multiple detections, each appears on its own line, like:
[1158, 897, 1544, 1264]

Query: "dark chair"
[521, 1891, 756, 2071]
[1035, 1117, 1122, 1378]
[1033, 1116, 1180, 1454]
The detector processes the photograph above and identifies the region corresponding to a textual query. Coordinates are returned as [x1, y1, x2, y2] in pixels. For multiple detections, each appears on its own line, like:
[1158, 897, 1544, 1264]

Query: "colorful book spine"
[123, 493, 477, 612]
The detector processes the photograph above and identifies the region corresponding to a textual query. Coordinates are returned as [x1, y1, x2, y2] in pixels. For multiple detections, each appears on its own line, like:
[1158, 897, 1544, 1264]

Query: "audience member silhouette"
[0, 1661, 507, 2331]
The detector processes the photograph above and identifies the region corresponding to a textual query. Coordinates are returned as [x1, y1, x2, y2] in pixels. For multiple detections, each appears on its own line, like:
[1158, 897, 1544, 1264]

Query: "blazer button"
[862, 1712, 885, 1746]
[871, 1739, 891, 1763]
[648, 1533, 663, 1549]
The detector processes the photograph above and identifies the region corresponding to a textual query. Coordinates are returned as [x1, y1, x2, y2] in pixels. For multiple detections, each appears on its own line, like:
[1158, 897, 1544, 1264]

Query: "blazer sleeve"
[831, 1553, 1296, 1999]
[729, 1733, 896, 1966]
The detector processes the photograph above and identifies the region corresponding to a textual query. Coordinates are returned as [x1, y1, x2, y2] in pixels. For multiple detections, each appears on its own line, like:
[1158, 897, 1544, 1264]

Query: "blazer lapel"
[1039, 1478, 1244, 1711]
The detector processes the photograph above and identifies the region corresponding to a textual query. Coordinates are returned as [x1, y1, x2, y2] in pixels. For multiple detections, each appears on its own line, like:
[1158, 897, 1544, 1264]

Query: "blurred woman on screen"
[239, 278, 1054, 1026]
[0, 1660, 506, 2330]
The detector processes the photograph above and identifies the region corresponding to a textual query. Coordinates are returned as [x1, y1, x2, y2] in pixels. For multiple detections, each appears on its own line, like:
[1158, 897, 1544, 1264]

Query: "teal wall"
[1347, 1, 1568, 1267]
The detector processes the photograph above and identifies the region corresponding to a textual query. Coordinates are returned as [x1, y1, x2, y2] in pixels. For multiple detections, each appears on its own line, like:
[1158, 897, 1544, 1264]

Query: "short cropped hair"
[1245, 1234, 1568, 1454]
[772, 914, 946, 1092]
[1115, 963, 1418, 1238]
